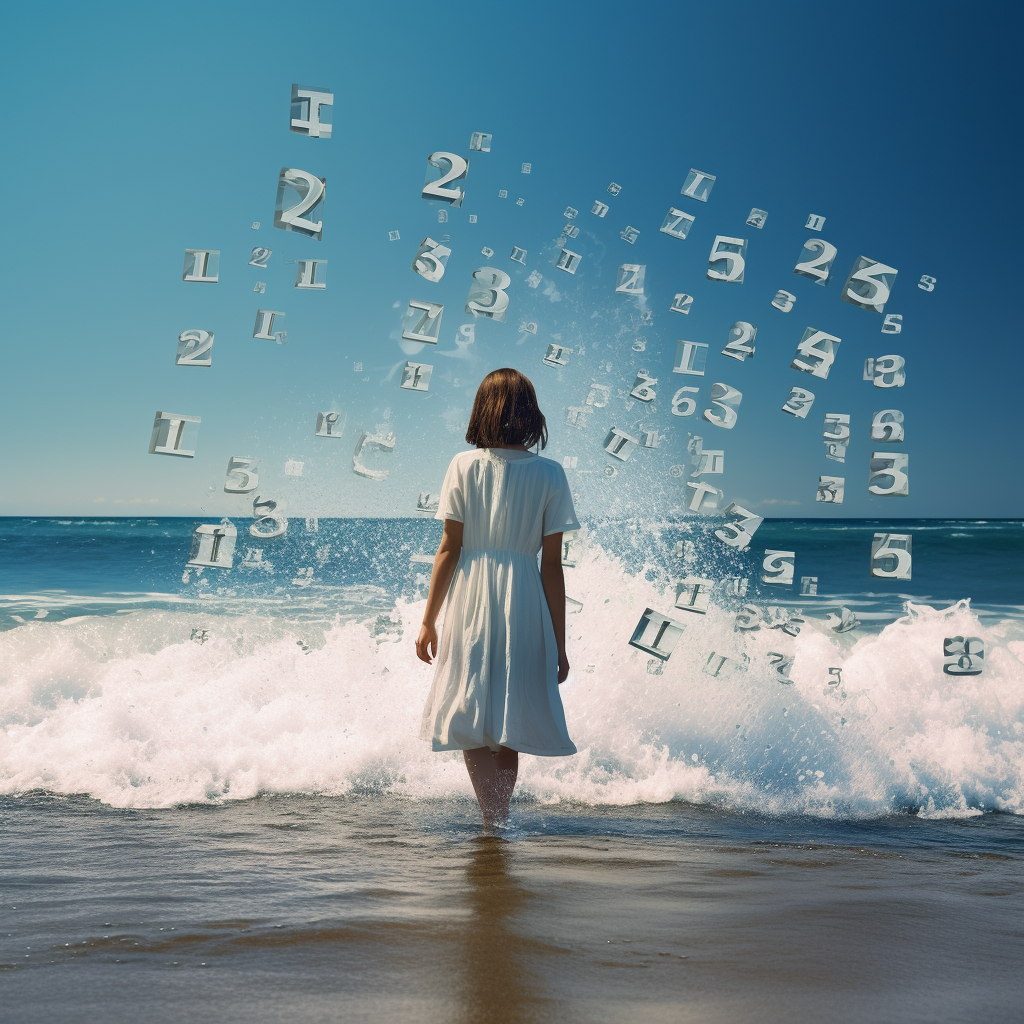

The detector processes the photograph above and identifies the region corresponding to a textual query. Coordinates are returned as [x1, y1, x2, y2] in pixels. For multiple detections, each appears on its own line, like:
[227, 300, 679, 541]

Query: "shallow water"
[3, 795, 1022, 1024]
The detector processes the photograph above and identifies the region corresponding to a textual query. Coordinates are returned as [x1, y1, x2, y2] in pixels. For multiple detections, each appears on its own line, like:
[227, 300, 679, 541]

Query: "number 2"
[422, 152, 469, 207]
[721, 321, 756, 361]
[274, 168, 326, 239]
[793, 238, 838, 285]
[175, 329, 213, 366]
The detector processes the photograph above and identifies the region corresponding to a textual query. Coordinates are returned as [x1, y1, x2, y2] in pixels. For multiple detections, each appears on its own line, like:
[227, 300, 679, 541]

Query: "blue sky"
[1, 0, 1021, 519]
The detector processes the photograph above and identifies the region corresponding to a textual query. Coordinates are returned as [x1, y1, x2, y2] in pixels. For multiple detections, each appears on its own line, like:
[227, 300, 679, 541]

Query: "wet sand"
[2, 795, 1022, 1023]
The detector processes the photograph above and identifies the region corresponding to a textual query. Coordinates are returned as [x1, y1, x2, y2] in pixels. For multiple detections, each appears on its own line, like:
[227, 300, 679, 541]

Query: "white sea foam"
[2, 538, 1022, 816]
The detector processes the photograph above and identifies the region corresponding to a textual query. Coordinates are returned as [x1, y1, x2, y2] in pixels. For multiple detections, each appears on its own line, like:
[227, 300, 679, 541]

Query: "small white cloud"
[759, 498, 800, 506]
[93, 497, 106, 503]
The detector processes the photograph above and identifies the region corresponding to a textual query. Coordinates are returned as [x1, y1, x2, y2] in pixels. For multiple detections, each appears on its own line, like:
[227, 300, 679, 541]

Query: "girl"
[415, 368, 580, 828]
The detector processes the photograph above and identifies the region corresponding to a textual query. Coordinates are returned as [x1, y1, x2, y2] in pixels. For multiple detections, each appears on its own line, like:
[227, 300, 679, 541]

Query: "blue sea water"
[1, 516, 1021, 817]
[3, 516, 1023, 1023]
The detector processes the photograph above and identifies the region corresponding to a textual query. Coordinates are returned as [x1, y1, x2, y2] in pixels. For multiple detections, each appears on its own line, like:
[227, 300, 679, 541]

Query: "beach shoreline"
[3, 795, 1022, 1024]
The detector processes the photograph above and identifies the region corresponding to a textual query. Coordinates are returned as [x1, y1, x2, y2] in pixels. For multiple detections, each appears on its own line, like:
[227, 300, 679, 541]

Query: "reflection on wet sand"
[457, 837, 534, 1024]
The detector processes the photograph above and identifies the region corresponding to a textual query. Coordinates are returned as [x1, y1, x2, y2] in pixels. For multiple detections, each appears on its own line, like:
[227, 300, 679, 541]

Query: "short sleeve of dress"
[434, 455, 466, 523]
[542, 465, 581, 536]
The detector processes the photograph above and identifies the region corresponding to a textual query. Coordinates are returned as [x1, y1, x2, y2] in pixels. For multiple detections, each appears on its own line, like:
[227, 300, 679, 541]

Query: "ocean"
[2, 516, 1023, 1022]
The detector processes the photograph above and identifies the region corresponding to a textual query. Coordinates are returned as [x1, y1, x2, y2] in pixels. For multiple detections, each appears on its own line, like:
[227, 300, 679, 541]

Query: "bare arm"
[540, 532, 570, 683]
[415, 519, 464, 664]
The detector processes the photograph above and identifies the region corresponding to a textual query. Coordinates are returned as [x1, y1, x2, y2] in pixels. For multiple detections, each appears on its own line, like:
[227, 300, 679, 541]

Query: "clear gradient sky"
[1, 0, 1021, 519]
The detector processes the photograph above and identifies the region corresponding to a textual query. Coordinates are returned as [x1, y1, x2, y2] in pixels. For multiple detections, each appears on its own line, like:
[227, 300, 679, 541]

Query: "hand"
[416, 622, 438, 665]
[557, 649, 570, 684]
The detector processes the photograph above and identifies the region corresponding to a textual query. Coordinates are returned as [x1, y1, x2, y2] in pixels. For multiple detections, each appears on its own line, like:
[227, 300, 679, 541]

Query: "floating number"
[793, 238, 838, 285]
[822, 413, 850, 461]
[870, 532, 912, 579]
[422, 151, 469, 207]
[412, 237, 451, 283]
[871, 409, 904, 442]
[465, 267, 511, 321]
[175, 329, 214, 367]
[224, 456, 259, 494]
[630, 371, 657, 402]
[918, 275, 936, 292]
[251, 496, 287, 539]
[722, 321, 756, 361]
[671, 386, 699, 417]
[869, 452, 909, 496]
[248, 247, 272, 268]
[870, 354, 906, 388]
[772, 289, 796, 312]
[660, 207, 695, 240]
[402, 300, 444, 343]
[842, 255, 898, 313]
[761, 550, 795, 586]
[714, 503, 763, 550]
[942, 637, 984, 676]
[707, 235, 747, 283]
[274, 168, 326, 239]
[187, 523, 236, 569]
[791, 327, 841, 379]
[781, 387, 815, 418]
[816, 475, 844, 503]
[615, 264, 646, 295]
[703, 383, 742, 429]
[767, 651, 795, 684]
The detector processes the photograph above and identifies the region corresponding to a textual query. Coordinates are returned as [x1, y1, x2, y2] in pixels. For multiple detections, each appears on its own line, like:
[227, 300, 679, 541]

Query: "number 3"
[466, 267, 511, 322]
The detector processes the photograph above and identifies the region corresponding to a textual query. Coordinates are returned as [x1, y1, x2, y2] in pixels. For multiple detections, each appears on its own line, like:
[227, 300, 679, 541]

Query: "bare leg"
[463, 747, 519, 828]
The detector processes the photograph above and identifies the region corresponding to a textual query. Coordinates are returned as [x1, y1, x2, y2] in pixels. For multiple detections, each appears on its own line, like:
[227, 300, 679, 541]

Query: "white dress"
[421, 447, 581, 756]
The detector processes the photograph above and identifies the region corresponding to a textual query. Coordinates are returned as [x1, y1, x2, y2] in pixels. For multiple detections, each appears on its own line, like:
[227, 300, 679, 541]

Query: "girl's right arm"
[415, 518, 464, 664]
[540, 532, 570, 683]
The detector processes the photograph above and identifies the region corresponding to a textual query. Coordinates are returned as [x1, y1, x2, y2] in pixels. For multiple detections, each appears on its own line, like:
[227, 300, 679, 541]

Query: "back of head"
[466, 367, 548, 450]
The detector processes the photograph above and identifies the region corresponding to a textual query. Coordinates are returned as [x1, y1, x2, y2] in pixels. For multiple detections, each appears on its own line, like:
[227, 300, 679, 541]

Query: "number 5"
[707, 236, 747, 283]
[224, 456, 259, 494]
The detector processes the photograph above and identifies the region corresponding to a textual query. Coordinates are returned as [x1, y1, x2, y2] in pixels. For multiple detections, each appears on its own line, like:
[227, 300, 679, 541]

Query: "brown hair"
[465, 368, 548, 450]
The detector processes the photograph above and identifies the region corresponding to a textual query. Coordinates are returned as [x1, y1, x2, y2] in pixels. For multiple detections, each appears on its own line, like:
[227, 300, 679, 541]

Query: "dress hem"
[429, 738, 577, 757]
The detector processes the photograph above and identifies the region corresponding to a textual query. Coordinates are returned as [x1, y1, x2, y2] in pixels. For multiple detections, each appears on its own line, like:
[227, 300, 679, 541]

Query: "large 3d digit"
[870, 532, 912, 579]
[793, 239, 837, 285]
[224, 456, 259, 494]
[761, 550, 795, 586]
[251, 495, 287, 538]
[412, 237, 451, 283]
[868, 452, 909, 496]
[702, 383, 742, 429]
[274, 168, 326, 239]
[671, 386, 699, 416]
[872, 355, 906, 388]
[714, 503, 763, 550]
[721, 321, 756, 361]
[175, 329, 214, 367]
[871, 410, 904, 442]
[842, 256, 898, 313]
[707, 236, 747, 283]
[466, 267, 511, 321]
[791, 327, 841, 379]
[422, 152, 468, 207]
[402, 300, 444, 343]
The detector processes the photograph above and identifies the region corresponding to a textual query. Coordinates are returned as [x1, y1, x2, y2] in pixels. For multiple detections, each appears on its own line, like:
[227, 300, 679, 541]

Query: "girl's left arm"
[415, 519, 464, 664]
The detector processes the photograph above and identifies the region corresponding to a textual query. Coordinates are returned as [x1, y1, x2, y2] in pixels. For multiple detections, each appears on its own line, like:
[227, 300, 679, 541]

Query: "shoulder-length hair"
[465, 367, 548, 450]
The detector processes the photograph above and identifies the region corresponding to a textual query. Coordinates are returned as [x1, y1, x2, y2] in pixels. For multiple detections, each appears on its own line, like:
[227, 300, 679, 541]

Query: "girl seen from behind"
[415, 368, 580, 829]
